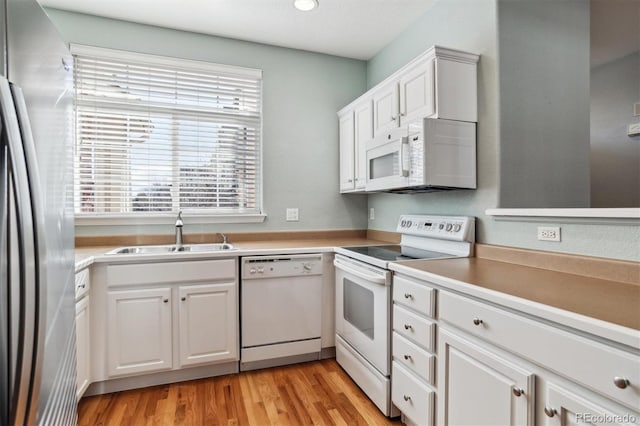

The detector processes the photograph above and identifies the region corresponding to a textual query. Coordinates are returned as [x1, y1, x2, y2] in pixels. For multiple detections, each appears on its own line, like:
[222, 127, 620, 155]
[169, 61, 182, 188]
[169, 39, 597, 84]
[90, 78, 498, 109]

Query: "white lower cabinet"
[178, 282, 237, 367]
[75, 267, 91, 399]
[107, 287, 173, 376]
[438, 328, 535, 426]
[75, 296, 90, 398]
[391, 273, 640, 426]
[97, 258, 238, 383]
[543, 383, 636, 426]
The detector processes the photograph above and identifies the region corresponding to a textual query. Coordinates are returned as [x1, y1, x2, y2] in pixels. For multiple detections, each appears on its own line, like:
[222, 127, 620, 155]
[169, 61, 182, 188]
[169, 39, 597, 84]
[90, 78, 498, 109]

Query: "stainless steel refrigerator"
[1, 0, 76, 424]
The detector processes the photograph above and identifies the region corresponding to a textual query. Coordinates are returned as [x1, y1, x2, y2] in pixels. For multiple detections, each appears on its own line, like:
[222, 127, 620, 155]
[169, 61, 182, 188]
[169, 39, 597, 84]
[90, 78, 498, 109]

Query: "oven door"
[365, 129, 410, 191]
[334, 254, 391, 376]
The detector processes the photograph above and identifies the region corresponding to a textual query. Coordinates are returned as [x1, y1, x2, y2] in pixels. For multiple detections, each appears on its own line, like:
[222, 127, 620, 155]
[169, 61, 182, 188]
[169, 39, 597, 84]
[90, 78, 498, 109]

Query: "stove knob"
[453, 224, 462, 232]
[438, 223, 444, 230]
[407, 220, 412, 227]
[401, 220, 407, 227]
[446, 224, 453, 231]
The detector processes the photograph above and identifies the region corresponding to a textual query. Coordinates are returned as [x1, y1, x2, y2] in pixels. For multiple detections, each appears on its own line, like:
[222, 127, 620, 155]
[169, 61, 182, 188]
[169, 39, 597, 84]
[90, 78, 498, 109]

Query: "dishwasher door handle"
[333, 259, 388, 285]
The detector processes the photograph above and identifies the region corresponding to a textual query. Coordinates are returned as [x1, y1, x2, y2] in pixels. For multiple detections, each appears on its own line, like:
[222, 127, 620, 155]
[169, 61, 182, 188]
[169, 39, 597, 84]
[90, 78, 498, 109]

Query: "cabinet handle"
[403, 354, 412, 361]
[163, 299, 169, 303]
[404, 293, 413, 300]
[544, 406, 557, 417]
[512, 387, 524, 397]
[391, 115, 397, 121]
[181, 297, 186, 301]
[473, 318, 483, 326]
[404, 324, 413, 330]
[613, 377, 630, 389]
[399, 112, 406, 117]
[403, 395, 411, 402]
[347, 179, 353, 183]
[78, 284, 86, 289]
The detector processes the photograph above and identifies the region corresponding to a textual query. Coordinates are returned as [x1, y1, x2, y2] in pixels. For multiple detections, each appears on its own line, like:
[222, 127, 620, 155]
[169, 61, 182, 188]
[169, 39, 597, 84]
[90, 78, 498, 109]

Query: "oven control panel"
[396, 215, 475, 242]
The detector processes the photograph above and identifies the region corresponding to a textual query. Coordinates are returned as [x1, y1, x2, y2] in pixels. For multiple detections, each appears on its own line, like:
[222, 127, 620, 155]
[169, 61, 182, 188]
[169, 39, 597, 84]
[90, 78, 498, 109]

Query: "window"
[72, 45, 262, 222]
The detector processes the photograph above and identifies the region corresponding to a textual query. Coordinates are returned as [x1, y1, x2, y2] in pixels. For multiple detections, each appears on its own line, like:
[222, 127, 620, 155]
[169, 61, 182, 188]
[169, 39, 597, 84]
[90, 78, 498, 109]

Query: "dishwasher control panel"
[241, 254, 323, 278]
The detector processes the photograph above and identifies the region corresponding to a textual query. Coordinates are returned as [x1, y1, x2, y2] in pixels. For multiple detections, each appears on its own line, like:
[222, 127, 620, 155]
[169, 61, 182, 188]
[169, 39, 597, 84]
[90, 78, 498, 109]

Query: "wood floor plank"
[78, 359, 403, 426]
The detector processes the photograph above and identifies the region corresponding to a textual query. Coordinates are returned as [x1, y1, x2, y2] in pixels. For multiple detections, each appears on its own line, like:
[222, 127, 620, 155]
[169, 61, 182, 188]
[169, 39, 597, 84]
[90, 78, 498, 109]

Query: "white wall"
[46, 9, 369, 236]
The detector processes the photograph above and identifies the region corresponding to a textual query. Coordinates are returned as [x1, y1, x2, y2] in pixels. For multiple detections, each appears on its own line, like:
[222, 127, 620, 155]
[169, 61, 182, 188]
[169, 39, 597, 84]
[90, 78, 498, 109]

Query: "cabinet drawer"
[75, 268, 90, 300]
[393, 304, 435, 352]
[107, 259, 236, 287]
[439, 291, 640, 410]
[393, 275, 436, 317]
[392, 332, 435, 385]
[392, 361, 435, 426]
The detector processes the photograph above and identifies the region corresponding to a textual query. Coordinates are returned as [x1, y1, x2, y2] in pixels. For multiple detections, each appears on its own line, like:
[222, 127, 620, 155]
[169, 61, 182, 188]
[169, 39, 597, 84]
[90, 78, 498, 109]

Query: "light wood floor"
[78, 359, 404, 425]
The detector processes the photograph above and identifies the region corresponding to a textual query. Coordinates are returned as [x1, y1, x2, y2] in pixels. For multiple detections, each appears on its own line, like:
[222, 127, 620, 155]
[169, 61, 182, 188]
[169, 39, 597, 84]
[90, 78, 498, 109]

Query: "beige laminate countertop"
[74, 237, 386, 270]
[392, 257, 640, 331]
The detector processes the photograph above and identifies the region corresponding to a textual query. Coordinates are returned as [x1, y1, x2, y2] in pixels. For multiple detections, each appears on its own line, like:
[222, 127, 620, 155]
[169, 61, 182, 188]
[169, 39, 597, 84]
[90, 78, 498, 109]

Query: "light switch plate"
[286, 208, 299, 221]
[369, 208, 375, 220]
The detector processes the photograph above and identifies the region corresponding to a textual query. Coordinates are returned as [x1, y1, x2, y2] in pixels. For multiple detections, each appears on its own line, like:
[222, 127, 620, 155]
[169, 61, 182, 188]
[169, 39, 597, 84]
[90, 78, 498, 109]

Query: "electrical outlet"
[628, 122, 640, 137]
[537, 226, 561, 242]
[286, 208, 299, 222]
[369, 208, 375, 220]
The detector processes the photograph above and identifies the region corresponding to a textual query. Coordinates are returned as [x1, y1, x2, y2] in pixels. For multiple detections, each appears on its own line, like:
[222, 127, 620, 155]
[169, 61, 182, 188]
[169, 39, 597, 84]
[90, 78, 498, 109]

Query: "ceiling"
[37, 0, 438, 60]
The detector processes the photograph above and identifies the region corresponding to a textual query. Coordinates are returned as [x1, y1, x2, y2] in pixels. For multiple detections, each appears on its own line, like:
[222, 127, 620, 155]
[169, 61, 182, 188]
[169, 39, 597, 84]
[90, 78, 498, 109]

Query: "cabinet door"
[107, 287, 173, 377]
[75, 296, 90, 399]
[543, 383, 636, 426]
[339, 111, 355, 192]
[438, 329, 535, 426]
[372, 82, 399, 136]
[178, 282, 237, 367]
[399, 58, 435, 126]
[353, 99, 373, 190]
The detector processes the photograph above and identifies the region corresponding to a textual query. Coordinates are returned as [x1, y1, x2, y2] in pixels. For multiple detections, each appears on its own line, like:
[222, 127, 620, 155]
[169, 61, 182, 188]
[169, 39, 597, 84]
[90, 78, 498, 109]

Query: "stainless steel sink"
[107, 243, 236, 255]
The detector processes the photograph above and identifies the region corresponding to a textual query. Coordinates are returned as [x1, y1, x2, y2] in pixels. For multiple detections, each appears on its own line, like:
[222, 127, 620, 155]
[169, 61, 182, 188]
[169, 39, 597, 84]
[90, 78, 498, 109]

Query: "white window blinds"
[72, 45, 262, 217]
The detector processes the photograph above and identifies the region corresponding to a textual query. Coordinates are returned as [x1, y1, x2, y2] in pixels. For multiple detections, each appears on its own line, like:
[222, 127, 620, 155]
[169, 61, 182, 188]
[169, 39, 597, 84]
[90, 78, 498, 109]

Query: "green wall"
[364, 0, 639, 261]
[46, 9, 369, 237]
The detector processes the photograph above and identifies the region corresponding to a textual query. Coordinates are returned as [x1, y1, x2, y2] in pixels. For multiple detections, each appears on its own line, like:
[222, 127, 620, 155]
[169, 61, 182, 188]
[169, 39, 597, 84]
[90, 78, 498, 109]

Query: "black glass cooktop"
[342, 245, 452, 262]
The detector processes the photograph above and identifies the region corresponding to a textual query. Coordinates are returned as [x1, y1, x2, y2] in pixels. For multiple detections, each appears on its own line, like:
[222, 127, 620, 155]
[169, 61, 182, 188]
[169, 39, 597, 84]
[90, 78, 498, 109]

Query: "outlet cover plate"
[286, 208, 299, 222]
[537, 226, 561, 242]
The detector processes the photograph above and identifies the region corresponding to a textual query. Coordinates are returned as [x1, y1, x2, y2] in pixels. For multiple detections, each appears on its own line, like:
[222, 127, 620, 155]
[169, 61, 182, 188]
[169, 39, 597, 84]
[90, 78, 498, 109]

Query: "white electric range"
[333, 214, 475, 416]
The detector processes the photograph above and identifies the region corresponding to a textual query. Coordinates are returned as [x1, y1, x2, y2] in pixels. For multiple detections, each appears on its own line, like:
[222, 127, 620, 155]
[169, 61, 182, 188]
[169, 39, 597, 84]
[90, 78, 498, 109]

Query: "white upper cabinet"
[338, 45, 479, 194]
[338, 110, 355, 192]
[353, 99, 373, 190]
[398, 57, 435, 126]
[372, 80, 400, 136]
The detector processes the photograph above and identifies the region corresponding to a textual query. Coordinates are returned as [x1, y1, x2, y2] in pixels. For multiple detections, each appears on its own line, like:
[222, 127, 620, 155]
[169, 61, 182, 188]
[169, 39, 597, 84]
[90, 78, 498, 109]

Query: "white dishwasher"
[240, 254, 323, 371]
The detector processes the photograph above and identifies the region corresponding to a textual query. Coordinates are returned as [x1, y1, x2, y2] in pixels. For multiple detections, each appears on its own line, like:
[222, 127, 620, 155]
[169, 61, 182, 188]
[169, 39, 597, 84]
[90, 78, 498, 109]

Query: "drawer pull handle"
[404, 324, 413, 330]
[181, 297, 186, 301]
[544, 406, 557, 418]
[403, 354, 412, 361]
[512, 387, 524, 397]
[78, 284, 86, 289]
[404, 293, 413, 300]
[403, 395, 411, 402]
[613, 377, 630, 389]
[473, 318, 483, 326]
[163, 299, 169, 303]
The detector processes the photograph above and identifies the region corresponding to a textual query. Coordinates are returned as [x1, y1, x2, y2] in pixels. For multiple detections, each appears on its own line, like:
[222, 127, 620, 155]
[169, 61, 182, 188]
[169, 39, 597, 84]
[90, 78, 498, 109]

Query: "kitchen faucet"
[175, 211, 184, 250]
[219, 233, 228, 244]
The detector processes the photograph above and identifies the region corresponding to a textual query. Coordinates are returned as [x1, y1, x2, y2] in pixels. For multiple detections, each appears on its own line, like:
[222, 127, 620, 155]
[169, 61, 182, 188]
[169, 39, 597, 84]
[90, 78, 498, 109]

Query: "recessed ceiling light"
[294, 0, 319, 12]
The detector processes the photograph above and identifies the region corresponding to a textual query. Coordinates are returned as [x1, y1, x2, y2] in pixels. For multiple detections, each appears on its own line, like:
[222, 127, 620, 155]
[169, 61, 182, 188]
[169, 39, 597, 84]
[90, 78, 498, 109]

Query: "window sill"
[75, 213, 267, 226]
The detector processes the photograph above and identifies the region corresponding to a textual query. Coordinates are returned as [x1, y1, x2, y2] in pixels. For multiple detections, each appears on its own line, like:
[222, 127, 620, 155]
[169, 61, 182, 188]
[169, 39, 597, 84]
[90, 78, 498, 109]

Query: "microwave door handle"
[400, 136, 410, 177]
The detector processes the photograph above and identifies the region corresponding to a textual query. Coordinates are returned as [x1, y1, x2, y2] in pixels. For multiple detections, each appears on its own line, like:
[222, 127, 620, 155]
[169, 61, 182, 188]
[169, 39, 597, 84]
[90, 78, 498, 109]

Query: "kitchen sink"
[107, 243, 236, 255]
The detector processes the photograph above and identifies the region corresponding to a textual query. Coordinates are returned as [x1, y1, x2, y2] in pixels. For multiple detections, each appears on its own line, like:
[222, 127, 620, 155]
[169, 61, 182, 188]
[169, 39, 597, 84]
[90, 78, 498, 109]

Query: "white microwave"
[365, 118, 476, 192]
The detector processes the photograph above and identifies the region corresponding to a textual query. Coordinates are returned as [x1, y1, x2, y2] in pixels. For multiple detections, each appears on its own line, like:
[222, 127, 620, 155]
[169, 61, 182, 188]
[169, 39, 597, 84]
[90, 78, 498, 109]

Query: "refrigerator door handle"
[10, 83, 48, 426]
[0, 77, 38, 426]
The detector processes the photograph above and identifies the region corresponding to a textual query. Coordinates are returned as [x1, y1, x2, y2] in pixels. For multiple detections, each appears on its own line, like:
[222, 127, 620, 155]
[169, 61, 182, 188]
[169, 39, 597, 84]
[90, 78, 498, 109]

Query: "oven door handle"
[333, 259, 388, 285]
